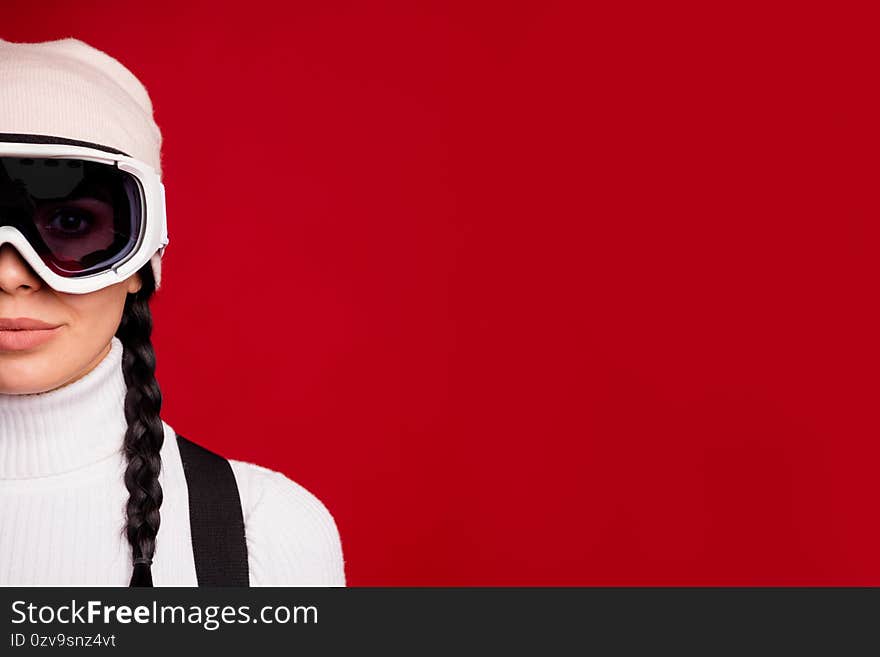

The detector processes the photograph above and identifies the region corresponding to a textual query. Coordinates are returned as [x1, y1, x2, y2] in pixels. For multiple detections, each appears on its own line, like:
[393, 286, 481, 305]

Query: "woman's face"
[0, 243, 141, 394]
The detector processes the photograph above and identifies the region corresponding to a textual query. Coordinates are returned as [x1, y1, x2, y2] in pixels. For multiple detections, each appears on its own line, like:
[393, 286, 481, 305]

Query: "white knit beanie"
[0, 36, 166, 289]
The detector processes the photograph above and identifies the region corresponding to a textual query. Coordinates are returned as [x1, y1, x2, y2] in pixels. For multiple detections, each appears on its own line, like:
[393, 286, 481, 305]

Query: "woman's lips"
[0, 326, 64, 351]
[0, 317, 60, 330]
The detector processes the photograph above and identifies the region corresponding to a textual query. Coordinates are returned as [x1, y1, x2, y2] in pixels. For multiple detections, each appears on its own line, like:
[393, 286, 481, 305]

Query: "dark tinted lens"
[0, 156, 142, 277]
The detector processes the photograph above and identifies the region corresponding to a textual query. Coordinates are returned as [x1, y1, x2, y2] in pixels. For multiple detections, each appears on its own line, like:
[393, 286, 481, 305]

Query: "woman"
[0, 37, 345, 586]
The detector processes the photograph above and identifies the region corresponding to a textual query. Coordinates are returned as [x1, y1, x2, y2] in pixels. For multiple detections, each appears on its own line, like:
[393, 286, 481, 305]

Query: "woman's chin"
[0, 346, 67, 394]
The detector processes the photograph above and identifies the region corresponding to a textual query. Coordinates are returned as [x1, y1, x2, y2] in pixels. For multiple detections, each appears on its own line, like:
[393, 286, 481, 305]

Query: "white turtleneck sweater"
[0, 337, 346, 586]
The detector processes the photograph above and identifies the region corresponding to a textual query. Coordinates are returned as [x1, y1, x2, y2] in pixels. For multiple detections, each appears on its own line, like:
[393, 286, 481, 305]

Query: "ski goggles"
[0, 133, 168, 294]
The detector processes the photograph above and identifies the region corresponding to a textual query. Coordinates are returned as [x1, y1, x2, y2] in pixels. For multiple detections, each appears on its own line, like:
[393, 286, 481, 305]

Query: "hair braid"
[115, 264, 164, 587]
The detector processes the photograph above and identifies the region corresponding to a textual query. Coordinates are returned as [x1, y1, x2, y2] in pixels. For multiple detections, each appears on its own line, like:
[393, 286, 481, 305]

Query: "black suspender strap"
[176, 433, 250, 586]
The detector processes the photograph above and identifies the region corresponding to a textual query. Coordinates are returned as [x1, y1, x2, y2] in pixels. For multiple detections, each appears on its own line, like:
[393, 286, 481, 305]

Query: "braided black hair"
[114, 263, 163, 587]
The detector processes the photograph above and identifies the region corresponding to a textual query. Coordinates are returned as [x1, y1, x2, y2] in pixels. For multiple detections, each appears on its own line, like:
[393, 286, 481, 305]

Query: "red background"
[4, 1, 879, 585]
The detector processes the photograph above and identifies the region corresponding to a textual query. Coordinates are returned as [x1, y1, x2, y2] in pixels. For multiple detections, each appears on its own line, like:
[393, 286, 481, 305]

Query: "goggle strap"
[0, 132, 130, 157]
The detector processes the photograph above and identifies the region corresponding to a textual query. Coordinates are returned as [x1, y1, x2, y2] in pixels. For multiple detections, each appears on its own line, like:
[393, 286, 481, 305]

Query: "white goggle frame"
[0, 139, 168, 294]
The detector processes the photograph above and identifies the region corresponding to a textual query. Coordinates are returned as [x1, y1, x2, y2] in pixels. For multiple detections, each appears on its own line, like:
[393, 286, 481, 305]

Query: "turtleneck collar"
[0, 336, 127, 479]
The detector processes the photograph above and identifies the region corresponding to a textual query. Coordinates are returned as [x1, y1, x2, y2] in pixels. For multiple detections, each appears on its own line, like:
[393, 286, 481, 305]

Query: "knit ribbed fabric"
[0, 337, 346, 586]
[0, 36, 166, 287]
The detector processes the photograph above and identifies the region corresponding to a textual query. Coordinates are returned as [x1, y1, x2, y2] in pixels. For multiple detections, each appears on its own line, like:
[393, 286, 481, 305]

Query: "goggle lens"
[0, 156, 142, 277]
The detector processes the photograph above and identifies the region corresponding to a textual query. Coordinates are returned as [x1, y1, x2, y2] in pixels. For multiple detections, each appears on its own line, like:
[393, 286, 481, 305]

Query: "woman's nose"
[0, 243, 43, 294]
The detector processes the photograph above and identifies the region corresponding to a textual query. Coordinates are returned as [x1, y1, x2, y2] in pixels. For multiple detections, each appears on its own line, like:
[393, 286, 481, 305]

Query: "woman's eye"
[46, 208, 94, 235]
